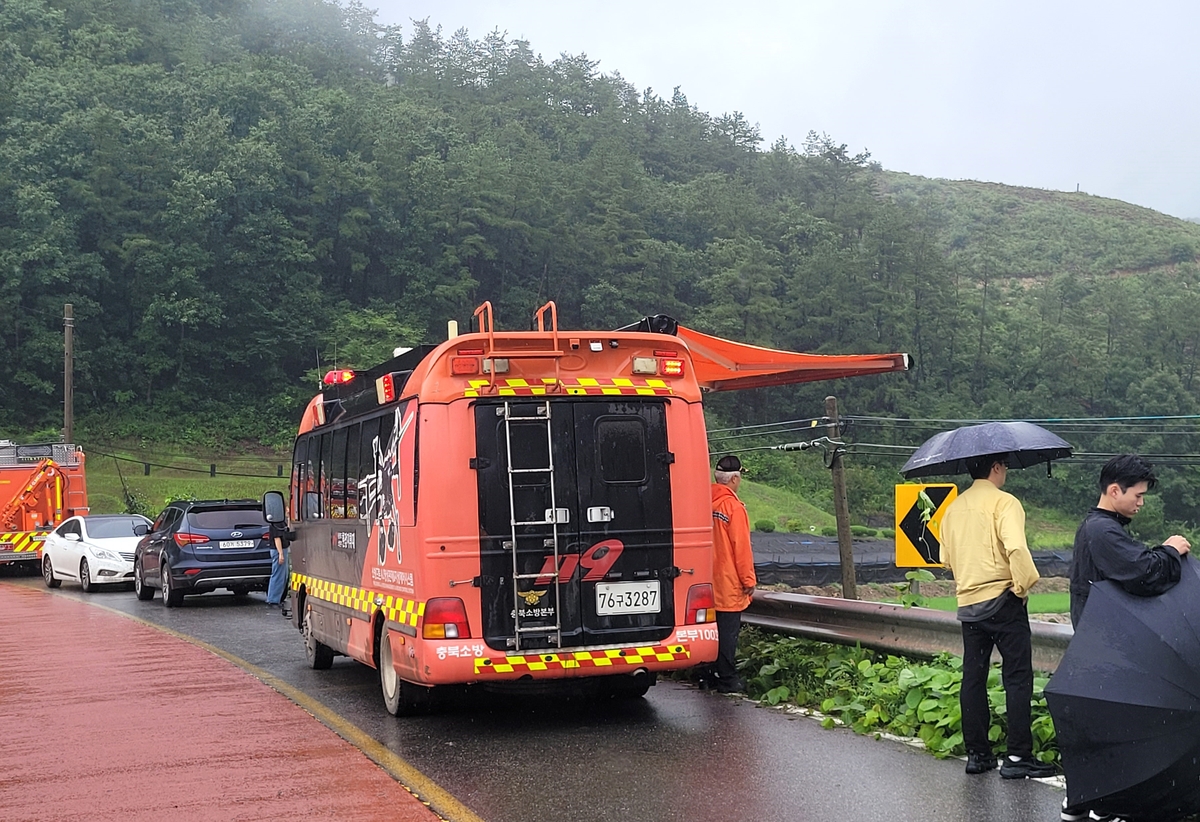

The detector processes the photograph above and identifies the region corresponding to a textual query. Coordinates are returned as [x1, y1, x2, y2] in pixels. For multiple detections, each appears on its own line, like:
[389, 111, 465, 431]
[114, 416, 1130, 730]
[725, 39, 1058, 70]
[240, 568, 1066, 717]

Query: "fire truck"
[0, 441, 89, 569]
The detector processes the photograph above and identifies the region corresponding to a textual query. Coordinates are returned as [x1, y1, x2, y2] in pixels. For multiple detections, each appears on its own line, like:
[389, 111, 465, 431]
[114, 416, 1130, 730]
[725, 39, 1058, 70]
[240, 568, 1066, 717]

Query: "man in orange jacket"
[710, 455, 757, 693]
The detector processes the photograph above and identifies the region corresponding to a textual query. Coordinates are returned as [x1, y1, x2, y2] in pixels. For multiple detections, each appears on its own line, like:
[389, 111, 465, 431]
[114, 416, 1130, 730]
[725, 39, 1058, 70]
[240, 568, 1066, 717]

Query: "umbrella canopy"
[1044, 561, 1200, 822]
[900, 421, 1072, 479]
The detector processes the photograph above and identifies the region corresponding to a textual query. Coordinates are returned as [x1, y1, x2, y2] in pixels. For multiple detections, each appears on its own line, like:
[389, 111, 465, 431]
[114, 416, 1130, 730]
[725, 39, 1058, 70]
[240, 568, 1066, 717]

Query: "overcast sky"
[368, 1, 1200, 220]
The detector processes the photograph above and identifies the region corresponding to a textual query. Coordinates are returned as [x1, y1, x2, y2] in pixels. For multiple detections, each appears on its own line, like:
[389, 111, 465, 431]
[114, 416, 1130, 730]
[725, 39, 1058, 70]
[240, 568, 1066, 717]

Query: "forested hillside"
[5, 0, 1200, 525]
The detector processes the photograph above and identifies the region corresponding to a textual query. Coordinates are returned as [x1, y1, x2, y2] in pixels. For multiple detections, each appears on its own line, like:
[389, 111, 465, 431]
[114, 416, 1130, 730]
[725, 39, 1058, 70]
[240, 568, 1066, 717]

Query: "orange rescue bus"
[267, 302, 907, 715]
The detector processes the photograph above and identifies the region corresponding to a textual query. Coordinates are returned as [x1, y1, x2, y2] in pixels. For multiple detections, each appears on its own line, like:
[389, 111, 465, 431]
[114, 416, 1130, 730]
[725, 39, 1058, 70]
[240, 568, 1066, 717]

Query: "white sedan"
[42, 514, 151, 592]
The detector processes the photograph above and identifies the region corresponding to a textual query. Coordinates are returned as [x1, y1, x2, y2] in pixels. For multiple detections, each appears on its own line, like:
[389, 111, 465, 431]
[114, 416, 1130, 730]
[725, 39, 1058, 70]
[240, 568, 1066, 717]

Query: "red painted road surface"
[0, 584, 441, 822]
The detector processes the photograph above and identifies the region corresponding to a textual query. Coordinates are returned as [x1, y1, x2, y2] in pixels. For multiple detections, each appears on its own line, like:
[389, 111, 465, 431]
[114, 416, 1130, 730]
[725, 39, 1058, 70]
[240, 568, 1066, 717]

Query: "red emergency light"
[323, 369, 357, 386]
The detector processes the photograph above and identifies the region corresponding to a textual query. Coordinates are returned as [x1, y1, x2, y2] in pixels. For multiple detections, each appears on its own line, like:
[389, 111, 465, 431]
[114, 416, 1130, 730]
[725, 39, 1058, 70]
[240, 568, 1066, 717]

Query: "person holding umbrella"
[939, 452, 1056, 779]
[1056, 454, 1191, 822]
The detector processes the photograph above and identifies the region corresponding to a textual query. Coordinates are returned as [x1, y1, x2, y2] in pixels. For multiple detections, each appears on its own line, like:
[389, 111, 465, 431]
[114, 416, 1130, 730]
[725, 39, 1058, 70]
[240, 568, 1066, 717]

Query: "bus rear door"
[474, 399, 674, 655]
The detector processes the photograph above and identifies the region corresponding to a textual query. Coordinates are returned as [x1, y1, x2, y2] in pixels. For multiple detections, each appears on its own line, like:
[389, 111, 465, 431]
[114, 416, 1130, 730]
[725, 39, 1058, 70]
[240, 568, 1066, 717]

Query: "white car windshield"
[87, 518, 149, 539]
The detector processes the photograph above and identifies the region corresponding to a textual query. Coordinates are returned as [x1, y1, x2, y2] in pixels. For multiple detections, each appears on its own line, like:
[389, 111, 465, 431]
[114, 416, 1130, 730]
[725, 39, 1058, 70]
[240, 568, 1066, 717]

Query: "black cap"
[715, 455, 742, 472]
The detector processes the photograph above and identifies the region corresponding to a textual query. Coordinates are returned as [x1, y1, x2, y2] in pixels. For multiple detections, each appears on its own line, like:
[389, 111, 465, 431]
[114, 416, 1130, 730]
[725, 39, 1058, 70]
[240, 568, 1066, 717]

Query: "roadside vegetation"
[735, 629, 1059, 766]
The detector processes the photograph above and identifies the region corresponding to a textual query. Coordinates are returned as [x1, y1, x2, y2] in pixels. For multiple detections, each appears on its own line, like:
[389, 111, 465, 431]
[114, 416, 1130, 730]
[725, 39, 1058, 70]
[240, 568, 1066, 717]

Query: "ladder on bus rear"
[500, 400, 564, 651]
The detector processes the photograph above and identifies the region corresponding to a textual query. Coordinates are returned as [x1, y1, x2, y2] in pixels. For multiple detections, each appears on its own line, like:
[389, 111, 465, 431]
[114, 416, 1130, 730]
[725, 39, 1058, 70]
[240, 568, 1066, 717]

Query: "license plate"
[219, 540, 255, 549]
[595, 581, 660, 616]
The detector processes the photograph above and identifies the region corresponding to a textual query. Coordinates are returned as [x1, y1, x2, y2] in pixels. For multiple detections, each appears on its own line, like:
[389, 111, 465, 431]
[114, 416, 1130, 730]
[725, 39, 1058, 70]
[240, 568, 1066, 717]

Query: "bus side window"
[358, 417, 380, 520]
[345, 423, 361, 520]
[330, 427, 348, 518]
[292, 436, 312, 521]
[319, 432, 333, 519]
[304, 491, 323, 520]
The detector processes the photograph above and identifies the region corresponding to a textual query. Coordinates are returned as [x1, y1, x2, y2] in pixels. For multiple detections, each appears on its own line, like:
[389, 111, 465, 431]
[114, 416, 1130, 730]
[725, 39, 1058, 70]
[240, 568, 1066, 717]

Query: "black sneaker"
[280, 607, 291, 618]
[1061, 798, 1090, 821]
[965, 752, 997, 774]
[1000, 755, 1056, 779]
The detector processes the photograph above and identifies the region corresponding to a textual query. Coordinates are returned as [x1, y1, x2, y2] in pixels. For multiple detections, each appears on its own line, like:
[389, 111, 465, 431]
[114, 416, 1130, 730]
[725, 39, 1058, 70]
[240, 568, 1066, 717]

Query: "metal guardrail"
[744, 590, 1073, 672]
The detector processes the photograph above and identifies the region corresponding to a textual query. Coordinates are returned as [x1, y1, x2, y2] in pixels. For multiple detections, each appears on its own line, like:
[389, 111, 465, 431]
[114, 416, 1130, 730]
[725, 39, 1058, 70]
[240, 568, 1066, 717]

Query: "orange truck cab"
[0, 441, 89, 567]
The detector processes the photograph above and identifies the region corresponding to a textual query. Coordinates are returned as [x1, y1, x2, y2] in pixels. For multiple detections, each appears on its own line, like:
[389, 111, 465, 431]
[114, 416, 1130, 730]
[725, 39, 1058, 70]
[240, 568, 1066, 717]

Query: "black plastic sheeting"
[750, 532, 1072, 587]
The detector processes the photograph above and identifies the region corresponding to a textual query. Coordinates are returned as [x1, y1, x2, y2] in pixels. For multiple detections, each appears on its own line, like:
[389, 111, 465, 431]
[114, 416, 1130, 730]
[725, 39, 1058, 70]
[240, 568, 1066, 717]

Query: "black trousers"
[715, 609, 743, 682]
[959, 592, 1034, 758]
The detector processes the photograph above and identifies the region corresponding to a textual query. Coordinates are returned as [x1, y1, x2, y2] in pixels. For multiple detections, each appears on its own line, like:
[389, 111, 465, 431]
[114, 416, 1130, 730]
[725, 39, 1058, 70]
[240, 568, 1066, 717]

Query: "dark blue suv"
[133, 499, 273, 606]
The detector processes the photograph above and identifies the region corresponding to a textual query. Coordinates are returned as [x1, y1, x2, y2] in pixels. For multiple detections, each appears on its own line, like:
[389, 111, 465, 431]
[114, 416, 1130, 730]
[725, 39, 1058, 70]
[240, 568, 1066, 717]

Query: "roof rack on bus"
[472, 301, 565, 362]
[471, 301, 567, 394]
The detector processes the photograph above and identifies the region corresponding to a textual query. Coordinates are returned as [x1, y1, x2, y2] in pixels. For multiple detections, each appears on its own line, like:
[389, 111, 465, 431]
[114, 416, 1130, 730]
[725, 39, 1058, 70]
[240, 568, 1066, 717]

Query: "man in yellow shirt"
[939, 452, 1055, 779]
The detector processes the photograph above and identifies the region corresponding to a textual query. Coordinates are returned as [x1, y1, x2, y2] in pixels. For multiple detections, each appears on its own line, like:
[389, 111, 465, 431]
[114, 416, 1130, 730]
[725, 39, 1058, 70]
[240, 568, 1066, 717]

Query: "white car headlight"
[89, 546, 120, 562]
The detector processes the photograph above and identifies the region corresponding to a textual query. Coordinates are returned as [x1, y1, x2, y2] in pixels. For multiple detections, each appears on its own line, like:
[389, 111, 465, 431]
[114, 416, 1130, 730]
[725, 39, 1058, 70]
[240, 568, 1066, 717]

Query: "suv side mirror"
[263, 490, 287, 523]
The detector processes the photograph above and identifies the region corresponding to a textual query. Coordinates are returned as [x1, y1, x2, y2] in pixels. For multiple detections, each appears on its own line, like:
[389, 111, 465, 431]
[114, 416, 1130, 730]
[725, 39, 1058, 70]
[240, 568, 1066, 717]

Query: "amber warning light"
[323, 369, 357, 386]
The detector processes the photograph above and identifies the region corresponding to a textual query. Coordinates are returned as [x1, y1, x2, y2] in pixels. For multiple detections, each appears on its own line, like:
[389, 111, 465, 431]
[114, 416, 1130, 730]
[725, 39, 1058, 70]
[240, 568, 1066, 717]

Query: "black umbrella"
[1044, 561, 1200, 822]
[900, 420, 1072, 479]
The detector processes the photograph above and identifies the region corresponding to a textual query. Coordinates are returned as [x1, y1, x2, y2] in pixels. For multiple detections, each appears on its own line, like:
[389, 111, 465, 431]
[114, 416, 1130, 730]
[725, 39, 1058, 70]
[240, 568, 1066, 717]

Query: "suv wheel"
[161, 562, 182, 607]
[134, 562, 154, 600]
[79, 558, 92, 593]
[43, 555, 61, 589]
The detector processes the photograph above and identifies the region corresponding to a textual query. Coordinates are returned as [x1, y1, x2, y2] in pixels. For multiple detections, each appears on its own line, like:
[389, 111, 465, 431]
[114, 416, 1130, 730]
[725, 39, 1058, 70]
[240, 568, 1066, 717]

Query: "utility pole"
[63, 304, 74, 444]
[825, 395, 856, 600]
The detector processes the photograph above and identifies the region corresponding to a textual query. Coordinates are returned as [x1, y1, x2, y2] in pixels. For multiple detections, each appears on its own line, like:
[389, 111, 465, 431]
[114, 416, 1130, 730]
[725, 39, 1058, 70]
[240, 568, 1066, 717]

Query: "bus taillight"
[684, 584, 715, 624]
[423, 597, 471, 639]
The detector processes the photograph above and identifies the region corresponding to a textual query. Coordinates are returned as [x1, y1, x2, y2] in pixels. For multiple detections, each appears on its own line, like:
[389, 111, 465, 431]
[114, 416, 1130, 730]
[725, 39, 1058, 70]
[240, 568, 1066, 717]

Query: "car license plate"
[595, 581, 660, 616]
[219, 540, 255, 549]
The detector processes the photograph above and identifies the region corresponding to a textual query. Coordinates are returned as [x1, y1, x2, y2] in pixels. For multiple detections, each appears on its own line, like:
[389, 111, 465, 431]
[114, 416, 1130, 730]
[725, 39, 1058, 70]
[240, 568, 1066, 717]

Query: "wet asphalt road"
[11, 576, 1067, 822]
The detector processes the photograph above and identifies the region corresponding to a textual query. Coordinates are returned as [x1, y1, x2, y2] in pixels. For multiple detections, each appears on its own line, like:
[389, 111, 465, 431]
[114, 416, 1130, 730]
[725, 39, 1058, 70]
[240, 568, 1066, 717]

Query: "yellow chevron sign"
[894, 484, 957, 568]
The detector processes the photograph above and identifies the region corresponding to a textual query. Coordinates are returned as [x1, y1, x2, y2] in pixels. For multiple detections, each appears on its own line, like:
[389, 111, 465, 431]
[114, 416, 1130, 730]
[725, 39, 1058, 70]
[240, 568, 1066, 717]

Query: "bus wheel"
[303, 608, 334, 670]
[43, 555, 61, 589]
[380, 630, 427, 716]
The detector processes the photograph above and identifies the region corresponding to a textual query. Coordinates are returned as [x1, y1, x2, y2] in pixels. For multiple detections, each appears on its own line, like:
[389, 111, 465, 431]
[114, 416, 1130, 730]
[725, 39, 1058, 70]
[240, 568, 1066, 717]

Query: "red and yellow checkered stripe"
[464, 377, 673, 398]
[0, 530, 48, 558]
[475, 644, 689, 674]
[291, 572, 425, 629]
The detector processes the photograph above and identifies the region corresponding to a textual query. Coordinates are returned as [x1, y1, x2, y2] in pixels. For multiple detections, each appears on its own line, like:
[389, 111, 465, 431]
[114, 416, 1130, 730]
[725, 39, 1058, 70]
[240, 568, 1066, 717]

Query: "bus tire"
[380, 629, 427, 716]
[303, 607, 334, 670]
[43, 555, 61, 589]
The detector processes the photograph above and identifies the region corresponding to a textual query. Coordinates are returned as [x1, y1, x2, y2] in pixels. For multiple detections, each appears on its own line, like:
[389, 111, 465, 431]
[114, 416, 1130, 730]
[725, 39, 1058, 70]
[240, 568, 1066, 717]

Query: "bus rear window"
[597, 419, 647, 483]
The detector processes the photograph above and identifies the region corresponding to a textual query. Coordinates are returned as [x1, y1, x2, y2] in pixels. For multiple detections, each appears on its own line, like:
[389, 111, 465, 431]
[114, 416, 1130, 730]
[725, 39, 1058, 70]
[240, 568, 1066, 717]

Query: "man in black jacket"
[1069, 454, 1189, 628]
[1062, 454, 1190, 822]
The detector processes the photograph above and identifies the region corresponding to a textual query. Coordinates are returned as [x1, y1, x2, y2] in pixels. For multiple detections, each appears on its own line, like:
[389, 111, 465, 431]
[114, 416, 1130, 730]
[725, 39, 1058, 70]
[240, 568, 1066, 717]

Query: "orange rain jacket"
[711, 483, 757, 611]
